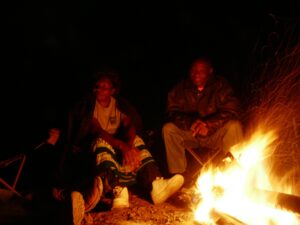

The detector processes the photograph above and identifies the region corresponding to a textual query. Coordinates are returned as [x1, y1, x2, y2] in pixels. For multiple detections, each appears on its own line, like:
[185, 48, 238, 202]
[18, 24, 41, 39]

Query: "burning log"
[194, 209, 247, 225]
[193, 143, 300, 224]
[211, 210, 247, 225]
[253, 188, 300, 215]
[217, 153, 300, 215]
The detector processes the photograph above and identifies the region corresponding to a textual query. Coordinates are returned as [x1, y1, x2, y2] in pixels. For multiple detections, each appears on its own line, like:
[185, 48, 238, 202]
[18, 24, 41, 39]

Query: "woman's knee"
[133, 135, 146, 147]
[162, 122, 178, 135]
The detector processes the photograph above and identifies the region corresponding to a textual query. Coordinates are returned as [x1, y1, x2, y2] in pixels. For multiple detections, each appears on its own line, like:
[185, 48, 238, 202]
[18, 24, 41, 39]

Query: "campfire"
[191, 22, 300, 225]
[192, 128, 300, 225]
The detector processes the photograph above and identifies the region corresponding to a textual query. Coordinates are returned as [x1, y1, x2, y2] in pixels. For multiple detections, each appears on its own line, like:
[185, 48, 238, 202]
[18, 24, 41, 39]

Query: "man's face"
[190, 61, 213, 87]
[94, 78, 115, 101]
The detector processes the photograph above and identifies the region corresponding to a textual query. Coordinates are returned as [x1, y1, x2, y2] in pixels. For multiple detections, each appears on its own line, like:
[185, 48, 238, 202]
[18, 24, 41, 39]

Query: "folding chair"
[186, 147, 224, 179]
[0, 153, 26, 197]
[186, 147, 204, 167]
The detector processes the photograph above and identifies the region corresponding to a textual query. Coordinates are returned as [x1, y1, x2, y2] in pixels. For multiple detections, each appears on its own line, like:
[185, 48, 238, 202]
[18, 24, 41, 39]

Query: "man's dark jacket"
[166, 75, 241, 135]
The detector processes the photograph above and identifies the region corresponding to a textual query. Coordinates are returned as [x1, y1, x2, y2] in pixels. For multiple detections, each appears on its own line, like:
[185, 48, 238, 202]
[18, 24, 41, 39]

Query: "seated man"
[64, 68, 184, 213]
[162, 56, 244, 183]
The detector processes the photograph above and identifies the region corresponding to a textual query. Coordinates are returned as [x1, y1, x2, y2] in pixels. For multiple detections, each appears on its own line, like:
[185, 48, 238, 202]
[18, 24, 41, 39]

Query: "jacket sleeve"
[204, 79, 241, 135]
[63, 95, 96, 150]
[166, 83, 198, 130]
[117, 97, 144, 136]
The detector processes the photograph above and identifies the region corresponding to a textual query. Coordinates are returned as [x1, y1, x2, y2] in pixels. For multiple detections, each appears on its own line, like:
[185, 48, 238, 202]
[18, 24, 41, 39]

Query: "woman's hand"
[121, 145, 141, 174]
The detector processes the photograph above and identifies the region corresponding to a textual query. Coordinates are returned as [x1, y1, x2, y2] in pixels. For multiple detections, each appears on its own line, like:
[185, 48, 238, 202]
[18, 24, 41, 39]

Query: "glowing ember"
[193, 129, 300, 225]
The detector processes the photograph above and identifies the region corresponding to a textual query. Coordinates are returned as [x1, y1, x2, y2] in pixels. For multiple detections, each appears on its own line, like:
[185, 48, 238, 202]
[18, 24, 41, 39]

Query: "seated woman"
[61, 68, 184, 224]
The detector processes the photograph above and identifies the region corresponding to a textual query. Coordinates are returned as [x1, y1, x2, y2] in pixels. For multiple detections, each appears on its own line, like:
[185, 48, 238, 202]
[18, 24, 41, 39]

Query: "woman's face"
[94, 78, 115, 102]
[190, 61, 213, 87]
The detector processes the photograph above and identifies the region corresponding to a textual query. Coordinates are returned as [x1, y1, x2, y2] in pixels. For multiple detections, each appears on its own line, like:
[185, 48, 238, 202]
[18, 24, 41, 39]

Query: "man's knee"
[225, 120, 243, 134]
[223, 120, 244, 151]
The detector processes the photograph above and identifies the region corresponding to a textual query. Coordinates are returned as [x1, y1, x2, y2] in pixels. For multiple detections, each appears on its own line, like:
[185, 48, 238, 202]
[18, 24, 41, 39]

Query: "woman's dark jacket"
[58, 94, 143, 187]
[65, 94, 143, 150]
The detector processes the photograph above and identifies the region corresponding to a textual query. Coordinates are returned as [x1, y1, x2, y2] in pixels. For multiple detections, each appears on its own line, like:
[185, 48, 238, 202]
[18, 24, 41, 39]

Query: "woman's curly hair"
[93, 68, 121, 95]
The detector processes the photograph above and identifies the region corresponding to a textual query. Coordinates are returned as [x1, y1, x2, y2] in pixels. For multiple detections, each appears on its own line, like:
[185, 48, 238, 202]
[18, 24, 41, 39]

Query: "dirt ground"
[85, 189, 197, 225]
[80, 138, 201, 225]
[0, 187, 197, 225]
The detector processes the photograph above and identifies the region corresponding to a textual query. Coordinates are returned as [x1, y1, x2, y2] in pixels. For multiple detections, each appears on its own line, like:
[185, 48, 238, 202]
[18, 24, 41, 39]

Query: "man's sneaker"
[151, 174, 184, 205]
[112, 186, 129, 209]
[71, 191, 85, 225]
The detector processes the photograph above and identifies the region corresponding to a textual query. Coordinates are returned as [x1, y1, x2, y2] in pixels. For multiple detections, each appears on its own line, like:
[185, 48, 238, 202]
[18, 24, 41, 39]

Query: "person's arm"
[122, 115, 136, 147]
[166, 82, 198, 130]
[90, 117, 128, 151]
[203, 79, 241, 135]
[91, 117, 141, 173]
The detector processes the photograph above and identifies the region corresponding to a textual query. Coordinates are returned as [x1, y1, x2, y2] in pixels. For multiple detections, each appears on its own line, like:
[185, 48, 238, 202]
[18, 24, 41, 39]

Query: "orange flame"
[193, 17, 300, 224]
[194, 129, 300, 224]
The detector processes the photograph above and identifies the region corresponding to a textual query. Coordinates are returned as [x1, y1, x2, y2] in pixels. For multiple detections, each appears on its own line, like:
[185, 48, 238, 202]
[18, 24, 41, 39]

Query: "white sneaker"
[112, 186, 129, 209]
[71, 191, 85, 225]
[151, 174, 184, 205]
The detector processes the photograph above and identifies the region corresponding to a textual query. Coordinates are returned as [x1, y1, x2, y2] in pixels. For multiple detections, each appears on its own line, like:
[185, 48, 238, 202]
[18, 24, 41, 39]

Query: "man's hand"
[190, 119, 208, 137]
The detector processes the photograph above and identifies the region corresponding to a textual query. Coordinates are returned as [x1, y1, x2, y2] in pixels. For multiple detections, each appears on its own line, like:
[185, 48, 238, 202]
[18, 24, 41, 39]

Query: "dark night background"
[2, 1, 299, 158]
